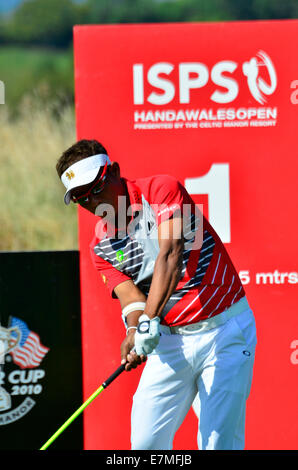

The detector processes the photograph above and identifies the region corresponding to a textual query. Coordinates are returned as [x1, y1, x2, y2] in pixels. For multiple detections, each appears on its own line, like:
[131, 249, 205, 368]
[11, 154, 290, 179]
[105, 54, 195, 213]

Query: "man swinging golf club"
[56, 139, 257, 450]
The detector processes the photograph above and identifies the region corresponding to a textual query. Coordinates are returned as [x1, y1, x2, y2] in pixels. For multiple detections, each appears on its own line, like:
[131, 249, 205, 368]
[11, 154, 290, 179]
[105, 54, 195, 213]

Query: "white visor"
[61, 154, 111, 205]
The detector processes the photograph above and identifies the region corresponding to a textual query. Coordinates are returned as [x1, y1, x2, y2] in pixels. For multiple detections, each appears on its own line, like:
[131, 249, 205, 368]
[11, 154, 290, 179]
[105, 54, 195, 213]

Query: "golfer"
[56, 139, 257, 450]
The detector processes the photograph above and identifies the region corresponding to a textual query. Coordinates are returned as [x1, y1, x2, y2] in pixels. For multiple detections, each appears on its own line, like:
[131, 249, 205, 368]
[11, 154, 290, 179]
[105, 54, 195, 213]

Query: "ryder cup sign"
[0, 318, 49, 425]
[133, 51, 277, 130]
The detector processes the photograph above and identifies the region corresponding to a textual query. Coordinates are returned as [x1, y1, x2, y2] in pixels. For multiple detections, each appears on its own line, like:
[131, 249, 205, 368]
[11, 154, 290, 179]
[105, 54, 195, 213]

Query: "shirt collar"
[94, 178, 142, 241]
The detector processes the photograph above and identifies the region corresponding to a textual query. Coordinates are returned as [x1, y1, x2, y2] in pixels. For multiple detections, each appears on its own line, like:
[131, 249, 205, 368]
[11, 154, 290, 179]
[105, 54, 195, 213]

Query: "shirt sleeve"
[89, 239, 131, 299]
[147, 175, 193, 225]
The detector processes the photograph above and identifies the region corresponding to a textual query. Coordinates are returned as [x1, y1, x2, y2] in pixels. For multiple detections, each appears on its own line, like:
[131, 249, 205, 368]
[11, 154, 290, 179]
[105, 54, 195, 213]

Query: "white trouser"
[130, 298, 257, 450]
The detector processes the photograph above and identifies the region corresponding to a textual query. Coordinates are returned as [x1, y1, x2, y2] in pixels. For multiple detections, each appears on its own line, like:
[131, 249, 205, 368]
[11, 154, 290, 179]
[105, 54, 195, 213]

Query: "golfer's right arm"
[114, 280, 147, 371]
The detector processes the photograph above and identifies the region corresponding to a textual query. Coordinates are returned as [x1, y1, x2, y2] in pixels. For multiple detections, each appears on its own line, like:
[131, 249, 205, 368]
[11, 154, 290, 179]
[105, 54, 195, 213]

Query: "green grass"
[0, 46, 78, 251]
[0, 96, 78, 251]
[0, 46, 74, 114]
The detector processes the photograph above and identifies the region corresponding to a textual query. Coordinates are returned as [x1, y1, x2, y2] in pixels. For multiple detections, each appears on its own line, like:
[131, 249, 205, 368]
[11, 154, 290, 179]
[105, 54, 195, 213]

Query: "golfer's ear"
[109, 161, 121, 178]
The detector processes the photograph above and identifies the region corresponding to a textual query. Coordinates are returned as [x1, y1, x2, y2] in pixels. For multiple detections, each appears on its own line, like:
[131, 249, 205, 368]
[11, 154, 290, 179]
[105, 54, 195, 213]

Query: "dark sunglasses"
[71, 162, 108, 205]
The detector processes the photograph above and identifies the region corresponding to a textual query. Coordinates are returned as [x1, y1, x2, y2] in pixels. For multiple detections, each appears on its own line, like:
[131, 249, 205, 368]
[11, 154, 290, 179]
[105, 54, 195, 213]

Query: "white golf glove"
[134, 314, 161, 356]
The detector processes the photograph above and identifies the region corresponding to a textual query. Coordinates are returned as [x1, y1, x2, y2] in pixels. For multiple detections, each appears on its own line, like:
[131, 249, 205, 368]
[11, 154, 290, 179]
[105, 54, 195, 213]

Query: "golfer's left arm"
[144, 216, 184, 320]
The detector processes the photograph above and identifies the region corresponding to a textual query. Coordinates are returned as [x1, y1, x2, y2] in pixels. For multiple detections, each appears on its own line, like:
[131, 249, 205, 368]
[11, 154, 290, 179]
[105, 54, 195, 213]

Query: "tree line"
[0, 0, 297, 49]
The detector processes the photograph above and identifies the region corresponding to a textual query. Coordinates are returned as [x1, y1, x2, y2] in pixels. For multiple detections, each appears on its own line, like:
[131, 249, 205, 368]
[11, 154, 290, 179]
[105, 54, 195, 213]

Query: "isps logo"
[133, 50, 277, 105]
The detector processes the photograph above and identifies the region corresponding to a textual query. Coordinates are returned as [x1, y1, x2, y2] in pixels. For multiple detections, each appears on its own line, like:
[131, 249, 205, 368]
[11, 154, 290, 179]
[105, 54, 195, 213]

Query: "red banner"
[74, 20, 298, 450]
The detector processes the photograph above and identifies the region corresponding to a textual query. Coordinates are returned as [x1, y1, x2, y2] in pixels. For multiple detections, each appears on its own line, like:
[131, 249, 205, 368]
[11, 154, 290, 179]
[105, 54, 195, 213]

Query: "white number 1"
[185, 163, 231, 243]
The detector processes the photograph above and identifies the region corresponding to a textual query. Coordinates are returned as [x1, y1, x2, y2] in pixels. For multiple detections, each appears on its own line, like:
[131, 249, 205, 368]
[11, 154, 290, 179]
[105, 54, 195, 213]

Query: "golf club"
[39, 362, 126, 450]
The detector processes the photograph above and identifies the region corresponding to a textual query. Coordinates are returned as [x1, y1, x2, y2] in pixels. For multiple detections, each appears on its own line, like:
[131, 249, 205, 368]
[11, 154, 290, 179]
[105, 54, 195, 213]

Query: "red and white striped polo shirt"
[90, 174, 245, 327]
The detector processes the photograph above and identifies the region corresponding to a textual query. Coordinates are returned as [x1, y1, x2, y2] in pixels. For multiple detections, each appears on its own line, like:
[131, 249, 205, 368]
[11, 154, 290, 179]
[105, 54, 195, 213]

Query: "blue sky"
[0, 0, 87, 14]
[0, 0, 23, 13]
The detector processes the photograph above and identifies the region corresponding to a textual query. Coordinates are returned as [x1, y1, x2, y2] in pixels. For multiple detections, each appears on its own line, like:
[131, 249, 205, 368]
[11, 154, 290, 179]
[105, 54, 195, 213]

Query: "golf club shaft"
[40, 363, 125, 450]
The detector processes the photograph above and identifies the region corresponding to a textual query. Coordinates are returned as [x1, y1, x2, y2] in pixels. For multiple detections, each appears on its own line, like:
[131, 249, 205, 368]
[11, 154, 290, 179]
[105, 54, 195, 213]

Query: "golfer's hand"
[134, 314, 161, 356]
[120, 331, 146, 372]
